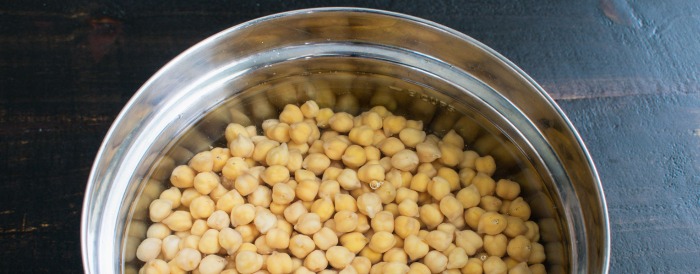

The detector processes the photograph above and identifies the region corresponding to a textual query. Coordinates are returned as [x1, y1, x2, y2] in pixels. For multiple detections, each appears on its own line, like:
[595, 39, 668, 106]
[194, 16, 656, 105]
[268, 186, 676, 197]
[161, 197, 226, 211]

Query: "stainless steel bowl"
[81, 7, 610, 274]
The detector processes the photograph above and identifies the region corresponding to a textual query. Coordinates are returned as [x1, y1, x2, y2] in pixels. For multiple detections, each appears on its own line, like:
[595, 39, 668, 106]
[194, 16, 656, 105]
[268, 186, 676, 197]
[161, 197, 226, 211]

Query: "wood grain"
[1, 0, 699, 273]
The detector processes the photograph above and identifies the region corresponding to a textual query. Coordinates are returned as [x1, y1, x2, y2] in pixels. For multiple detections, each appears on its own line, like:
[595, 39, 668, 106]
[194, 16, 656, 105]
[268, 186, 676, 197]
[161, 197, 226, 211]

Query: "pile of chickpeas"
[134, 100, 546, 274]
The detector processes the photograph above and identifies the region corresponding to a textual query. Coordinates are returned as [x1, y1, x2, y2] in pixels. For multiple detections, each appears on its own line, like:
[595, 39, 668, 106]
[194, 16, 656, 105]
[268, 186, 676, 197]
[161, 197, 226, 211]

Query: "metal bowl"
[81, 7, 610, 273]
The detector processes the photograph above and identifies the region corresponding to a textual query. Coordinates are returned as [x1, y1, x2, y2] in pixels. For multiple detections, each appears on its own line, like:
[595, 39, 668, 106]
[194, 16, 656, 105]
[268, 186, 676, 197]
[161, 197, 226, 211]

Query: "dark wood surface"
[1, 1, 699, 273]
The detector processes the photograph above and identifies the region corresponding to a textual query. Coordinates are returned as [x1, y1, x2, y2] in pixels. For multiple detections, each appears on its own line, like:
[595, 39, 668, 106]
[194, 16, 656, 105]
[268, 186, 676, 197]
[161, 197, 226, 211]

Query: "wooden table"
[2, 1, 698, 273]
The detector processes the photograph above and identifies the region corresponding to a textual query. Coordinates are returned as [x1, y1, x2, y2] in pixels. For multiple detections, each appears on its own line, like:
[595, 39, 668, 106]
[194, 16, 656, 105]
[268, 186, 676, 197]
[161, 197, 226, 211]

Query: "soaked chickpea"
[139, 100, 548, 274]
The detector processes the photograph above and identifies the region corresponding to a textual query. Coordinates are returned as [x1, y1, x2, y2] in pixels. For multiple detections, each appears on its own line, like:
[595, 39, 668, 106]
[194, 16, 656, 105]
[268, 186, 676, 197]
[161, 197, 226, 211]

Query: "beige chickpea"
[415, 164, 436, 179]
[508, 197, 532, 221]
[218, 227, 242, 255]
[368, 231, 395, 253]
[383, 115, 407, 137]
[161, 235, 180, 261]
[355, 214, 370, 233]
[235, 173, 260, 196]
[495, 179, 520, 200]
[315, 108, 335, 128]
[198, 229, 221, 254]
[252, 139, 279, 163]
[455, 230, 483, 256]
[474, 155, 496, 176]
[326, 246, 355, 269]
[359, 246, 382, 264]
[364, 146, 382, 162]
[262, 227, 289, 250]
[209, 183, 228, 203]
[356, 192, 383, 218]
[334, 194, 357, 212]
[506, 235, 532, 262]
[236, 224, 260, 243]
[378, 137, 405, 157]
[390, 149, 419, 172]
[300, 101, 320, 118]
[304, 250, 328, 272]
[206, 210, 230, 230]
[458, 150, 479, 170]
[278, 104, 303, 124]
[179, 235, 201, 251]
[238, 242, 257, 253]
[284, 200, 308, 224]
[503, 216, 528, 238]
[424, 230, 451, 252]
[366, 211, 392, 233]
[461, 258, 483, 274]
[328, 112, 354, 133]
[174, 248, 202, 271]
[289, 122, 313, 145]
[351, 256, 371, 274]
[394, 188, 418, 204]
[295, 179, 320, 202]
[254, 235, 273, 255]
[223, 157, 250, 181]
[472, 173, 496, 196]
[480, 195, 503, 212]
[415, 141, 441, 163]
[289, 234, 316, 259]
[141, 259, 169, 274]
[159, 187, 182, 209]
[324, 136, 350, 160]
[441, 129, 464, 149]
[311, 197, 335, 222]
[248, 185, 272, 208]
[266, 122, 291, 143]
[322, 166, 343, 181]
[226, 123, 249, 143]
[136, 237, 162, 262]
[271, 183, 296, 205]
[437, 167, 460, 191]
[456, 185, 481, 209]
[210, 147, 230, 173]
[190, 196, 215, 219]
[464, 207, 485, 230]
[265, 252, 293, 274]
[405, 119, 422, 130]
[394, 216, 420, 239]
[340, 145, 366, 169]
[294, 267, 315, 274]
[253, 207, 276, 234]
[482, 256, 507, 274]
[357, 163, 385, 184]
[419, 204, 443, 229]
[528, 242, 545, 264]
[302, 153, 331, 175]
[171, 165, 196, 188]
[236, 251, 264, 274]
[340, 232, 368, 254]
[261, 165, 290, 186]
[348, 125, 374, 146]
[478, 212, 507, 235]
[438, 195, 464, 222]
[192, 172, 220, 195]
[424, 251, 448, 273]
[483, 234, 507, 257]
[398, 128, 425, 148]
[381, 262, 409, 274]
[230, 135, 255, 158]
[149, 199, 173, 223]
[397, 199, 419, 217]
[373, 182, 396, 205]
[334, 210, 359, 233]
[459, 168, 477, 187]
[445, 247, 468, 269]
[333, 168, 361, 191]
[408, 173, 429, 193]
[523, 221, 540, 242]
[403, 235, 429, 261]
[407, 262, 430, 274]
[438, 142, 463, 167]
[318, 180, 340, 200]
[294, 212, 322, 235]
[231, 204, 256, 227]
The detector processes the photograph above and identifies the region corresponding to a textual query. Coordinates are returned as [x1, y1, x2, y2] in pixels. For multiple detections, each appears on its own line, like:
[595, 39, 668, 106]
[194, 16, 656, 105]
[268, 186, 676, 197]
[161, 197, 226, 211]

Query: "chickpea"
[382, 115, 406, 136]
[315, 108, 335, 128]
[295, 179, 320, 202]
[217, 227, 242, 255]
[288, 122, 312, 145]
[248, 185, 272, 208]
[382, 262, 409, 274]
[159, 187, 182, 209]
[351, 256, 371, 274]
[174, 248, 202, 271]
[396, 129, 424, 150]
[311, 227, 339, 250]
[334, 194, 357, 212]
[528, 242, 545, 264]
[236, 224, 260, 243]
[508, 197, 532, 221]
[369, 231, 395, 253]
[471, 173, 495, 196]
[355, 213, 371, 233]
[179, 234, 201, 250]
[318, 180, 340, 200]
[311, 197, 335, 222]
[223, 157, 251, 181]
[261, 252, 292, 274]
[302, 153, 331, 175]
[149, 199, 173, 223]
[254, 235, 273, 255]
[235, 173, 260, 196]
[523, 221, 540, 242]
[261, 165, 290, 186]
[359, 246, 382, 264]
[390, 149, 419, 172]
[288, 234, 316, 259]
[529, 264, 546, 274]
[283, 200, 308, 224]
[206, 210, 230, 230]
[299, 100, 319, 118]
[464, 207, 485, 230]
[356, 192, 383, 218]
[230, 135, 255, 158]
[238, 242, 257, 253]
[506, 235, 532, 262]
[482, 256, 507, 274]
[408, 173, 429, 193]
[402, 235, 429, 260]
[478, 212, 507, 235]
[445, 247, 468, 269]
[480, 195, 503, 212]
[461, 258, 483, 274]
[304, 250, 328, 272]
[483, 234, 507, 257]
[136, 237, 161, 262]
[475, 155, 496, 176]
[348, 125, 374, 146]
[253, 207, 276, 234]
[454, 230, 483, 255]
[503, 216, 528, 238]
[393, 216, 420, 239]
[454, 185, 479, 209]
[326, 246, 355, 269]
[171, 165, 196, 188]
[438, 142, 463, 167]
[163, 211, 193, 232]
[266, 227, 291, 249]
[294, 212, 322, 235]
[364, 146, 381, 161]
[231, 204, 255, 227]
[458, 167, 477, 188]
[339, 232, 368, 254]
[408, 262, 430, 274]
[334, 210, 359, 233]
[378, 137, 405, 157]
[336, 168, 362, 190]
[424, 230, 450, 251]
[397, 199, 419, 217]
[494, 179, 520, 200]
[341, 145, 367, 169]
[236, 251, 264, 274]
[323, 166, 343, 181]
[357, 163, 385, 184]
[198, 229, 221, 254]
[424, 251, 448, 273]
[419, 204, 443, 229]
